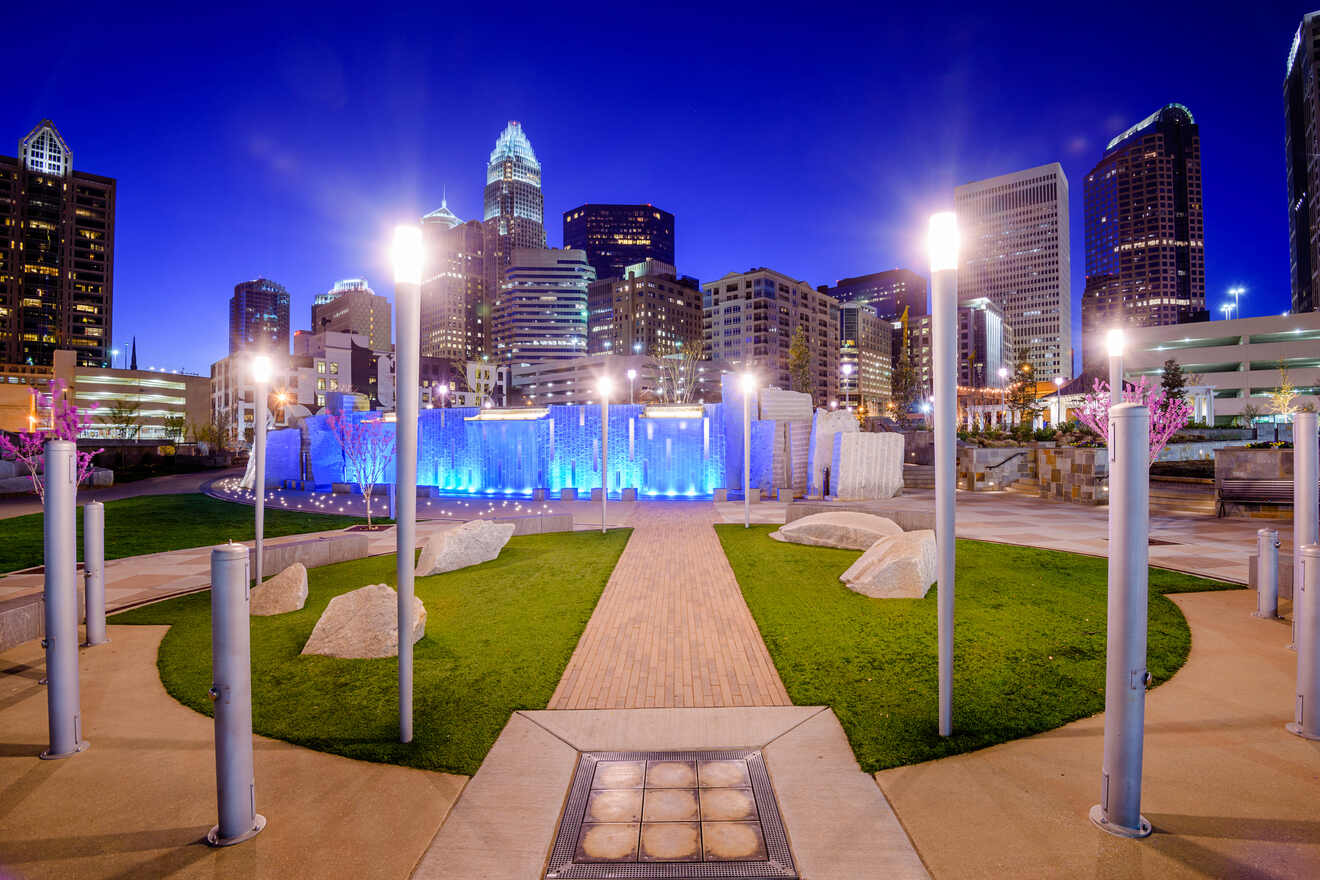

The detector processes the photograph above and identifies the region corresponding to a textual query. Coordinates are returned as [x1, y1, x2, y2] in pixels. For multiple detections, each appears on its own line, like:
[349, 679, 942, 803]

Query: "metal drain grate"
[545, 749, 797, 879]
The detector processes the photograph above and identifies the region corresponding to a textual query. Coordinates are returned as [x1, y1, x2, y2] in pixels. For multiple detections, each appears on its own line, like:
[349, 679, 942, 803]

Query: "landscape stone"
[807, 409, 859, 496]
[301, 583, 426, 659]
[839, 530, 937, 599]
[415, 519, 516, 576]
[250, 562, 308, 616]
[770, 511, 903, 550]
[830, 432, 904, 499]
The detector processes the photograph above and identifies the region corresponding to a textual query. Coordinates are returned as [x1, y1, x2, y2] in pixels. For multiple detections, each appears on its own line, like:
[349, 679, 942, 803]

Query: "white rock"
[831, 432, 905, 500]
[770, 512, 903, 550]
[250, 562, 308, 616]
[300, 583, 426, 659]
[840, 530, 937, 599]
[415, 520, 517, 576]
[807, 409, 859, 496]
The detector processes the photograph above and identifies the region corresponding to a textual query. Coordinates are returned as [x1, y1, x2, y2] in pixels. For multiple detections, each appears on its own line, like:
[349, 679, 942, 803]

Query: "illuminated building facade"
[586, 259, 702, 356]
[421, 202, 486, 361]
[229, 278, 290, 355]
[494, 248, 594, 362]
[1285, 13, 1320, 314]
[955, 162, 1071, 380]
[563, 203, 675, 281]
[0, 120, 115, 367]
[311, 278, 391, 352]
[483, 121, 545, 340]
[839, 303, 892, 409]
[1082, 104, 1205, 364]
[820, 269, 927, 321]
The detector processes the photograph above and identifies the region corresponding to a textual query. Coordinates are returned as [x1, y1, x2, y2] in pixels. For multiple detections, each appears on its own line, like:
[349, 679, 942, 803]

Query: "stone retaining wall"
[1035, 446, 1107, 505]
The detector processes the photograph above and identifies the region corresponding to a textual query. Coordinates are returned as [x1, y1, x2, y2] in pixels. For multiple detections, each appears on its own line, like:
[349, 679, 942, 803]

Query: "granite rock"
[769, 511, 903, 550]
[300, 583, 426, 659]
[250, 562, 308, 616]
[415, 520, 516, 576]
[840, 530, 937, 599]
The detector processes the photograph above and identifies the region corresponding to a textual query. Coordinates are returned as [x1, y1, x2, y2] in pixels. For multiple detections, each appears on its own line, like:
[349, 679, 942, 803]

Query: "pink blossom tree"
[0, 380, 101, 500]
[1074, 376, 1192, 465]
[326, 411, 395, 528]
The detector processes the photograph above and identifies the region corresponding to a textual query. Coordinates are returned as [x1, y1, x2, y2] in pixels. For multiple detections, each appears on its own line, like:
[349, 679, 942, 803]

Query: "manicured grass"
[715, 526, 1242, 773]
[112, 529, 631, 775]
[0, 494, 362, 574]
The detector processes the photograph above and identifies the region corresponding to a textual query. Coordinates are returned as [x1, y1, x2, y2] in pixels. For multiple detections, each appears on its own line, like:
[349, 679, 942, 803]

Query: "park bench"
[1217, 478, 1320, 517]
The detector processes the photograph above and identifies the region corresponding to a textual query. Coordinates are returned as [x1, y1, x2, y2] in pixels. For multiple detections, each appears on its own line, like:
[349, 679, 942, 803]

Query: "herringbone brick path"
[548, 502, 790, 709]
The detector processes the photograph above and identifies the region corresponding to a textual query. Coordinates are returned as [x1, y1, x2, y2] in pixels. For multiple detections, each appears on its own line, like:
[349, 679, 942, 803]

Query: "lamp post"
[929, 210, 959, 738]
[841, 362, 854, 408]
[1293, 411, 1319, 660]
[251, 354, 272, 588]
[1229, 286, 1246, 320]
[626, 369, 636, 405]
[741, 372, 756, 528]
[997, 366, 1008, 427]
[392, 224, 422, 745]
[1053, 376, 1065, 426]
[1107, 328, 1126, 406]
[1220, 304, 1233, 321]
[598, 376, 611, 534]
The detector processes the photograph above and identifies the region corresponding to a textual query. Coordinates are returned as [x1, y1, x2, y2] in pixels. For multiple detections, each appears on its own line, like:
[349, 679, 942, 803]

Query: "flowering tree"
[1074, 376, 1192, 465]
[0, 380, 101, 500]
[326, 411, 395, 528]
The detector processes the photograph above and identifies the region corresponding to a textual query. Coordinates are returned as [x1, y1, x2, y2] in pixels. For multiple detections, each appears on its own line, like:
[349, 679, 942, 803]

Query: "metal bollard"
[206, 543, 266, 846]
[1287, 546, 1320, 741]
[83, 501, 108, 646]
[41, 440, 88, 759]
[1090, 403, 1152, 838]
[1294, 412, 1319, 651]
[1254, 528, 1280, 620]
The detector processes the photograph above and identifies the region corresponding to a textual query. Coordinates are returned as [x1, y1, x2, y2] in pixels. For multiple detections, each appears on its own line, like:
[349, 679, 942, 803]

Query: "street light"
[997, 366, 1009, 426]
[626, 368, 636, 405]
[740, 372, 756, 528]
[250, 354, 272, 589]
[929, 209, 958, 738]
[1229, 285, 1246, 319]
[1107, 328, 1126, 406]
[1053, 376, 1065, 426]
[841, 362, 854, 407]
[391, 223, 422, 745]
[598, 376, 612, 534]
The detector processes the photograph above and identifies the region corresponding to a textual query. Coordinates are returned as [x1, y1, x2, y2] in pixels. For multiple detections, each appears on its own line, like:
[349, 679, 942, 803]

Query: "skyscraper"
[563, 204, 675, 281]
[0, 120, 115, 367]
[955, 162, 1071, 379]
[483, 121, 545, 337]
[820, 269, 927, 321]
[586, 259, 702, 356]
[312, 278, 391, 351]
[494, 248, 594, 362]
[421, 199, 486, 360]
[229, 278, 290, 355]
[1082, 104, 1205, 362]
[838, 303, 893, 409]
[1286, 13, 1320, 314]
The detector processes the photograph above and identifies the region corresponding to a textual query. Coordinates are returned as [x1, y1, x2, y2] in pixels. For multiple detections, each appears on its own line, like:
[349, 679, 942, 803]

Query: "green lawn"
[111, 529, 631, 775]
[0, 494, 363, 574]
[715, 526, 1242, 773]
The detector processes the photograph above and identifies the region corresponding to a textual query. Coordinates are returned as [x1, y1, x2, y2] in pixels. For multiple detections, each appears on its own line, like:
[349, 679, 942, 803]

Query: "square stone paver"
[545, 749, 796, 878]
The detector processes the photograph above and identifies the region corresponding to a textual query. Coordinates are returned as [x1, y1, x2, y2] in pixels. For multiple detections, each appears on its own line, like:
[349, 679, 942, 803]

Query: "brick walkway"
[549, 502, 790, 710]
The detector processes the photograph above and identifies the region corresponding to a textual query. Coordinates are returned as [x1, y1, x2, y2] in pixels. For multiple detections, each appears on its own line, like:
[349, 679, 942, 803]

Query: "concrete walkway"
[549, 502, 790, 709]
[0, 626, 466, 880]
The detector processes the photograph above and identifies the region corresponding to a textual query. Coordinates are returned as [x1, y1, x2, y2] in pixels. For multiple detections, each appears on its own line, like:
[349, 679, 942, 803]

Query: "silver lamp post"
[997, 366, 1008, 427]
[251, 354, 271, 587]
[740, 371, 756, 528]
[1090, 401, 1153, 838]
[598, 376, 612, 534]
[929, 211, 959, 738]
[1293, 411, 1319, 655]
[626, 368, 636, 405]
[392, 224, 422, 744]
[1106, 329, 1125, 406]
[1053, 376, 1064, 426]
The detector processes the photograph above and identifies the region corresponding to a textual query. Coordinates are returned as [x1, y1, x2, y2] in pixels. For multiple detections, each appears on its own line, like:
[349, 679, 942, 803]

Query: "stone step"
[1006, 478, 1040, 495]
[903, 465, 935, 489]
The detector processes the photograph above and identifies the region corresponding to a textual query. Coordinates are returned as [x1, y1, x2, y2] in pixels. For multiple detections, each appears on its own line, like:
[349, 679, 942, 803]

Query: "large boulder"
[300, 583, 426, 659]
[769, 511, 903, 550]
[250, 562, 308, 616]
[840, 530, 937, 599]
[831, 432, 904, 500]
[415, 520, 516, 576]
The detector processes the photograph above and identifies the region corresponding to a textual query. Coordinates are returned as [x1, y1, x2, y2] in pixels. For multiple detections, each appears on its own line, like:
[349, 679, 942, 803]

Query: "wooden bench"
[1217, 479, 1319, 517]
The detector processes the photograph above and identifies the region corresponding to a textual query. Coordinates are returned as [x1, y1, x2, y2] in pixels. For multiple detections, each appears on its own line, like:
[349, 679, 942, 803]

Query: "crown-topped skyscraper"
[482, 123, 546, 354]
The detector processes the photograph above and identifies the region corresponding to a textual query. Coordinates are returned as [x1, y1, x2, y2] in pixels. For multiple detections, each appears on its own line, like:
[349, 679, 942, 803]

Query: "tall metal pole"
[743, 381, 752, 528]
[1090, 402, 1152, 838]
[1108, 354, 1123, 406]
[83, 501, 108, 646]
[600, 393, 609, 534]
[1255, 528, 1280, 620]
[1294, 412, 1319, 636]
[206, 543, 266, 845]
[253, 377, 267, 587]
[1288, 545, 1320, 740]
[931, 257, 957, 738]
[41, 439, 88, 759]
[394, 226, 421, 745]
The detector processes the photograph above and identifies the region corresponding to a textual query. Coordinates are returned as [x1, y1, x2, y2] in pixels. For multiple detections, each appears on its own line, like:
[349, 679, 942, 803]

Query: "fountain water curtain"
[290, 403, 729, 499]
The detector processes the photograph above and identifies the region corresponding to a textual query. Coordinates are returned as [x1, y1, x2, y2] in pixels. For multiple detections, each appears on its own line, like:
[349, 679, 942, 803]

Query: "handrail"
[985, 451, 1029, 471]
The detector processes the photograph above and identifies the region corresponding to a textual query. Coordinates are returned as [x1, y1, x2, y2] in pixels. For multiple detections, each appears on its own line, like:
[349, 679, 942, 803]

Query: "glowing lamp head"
[830, 400, 838, 409]
[927, 211, 960, 272]
[739, 372, 756, 394]
[997, 367, 1008, 379]
[483, 399, 493, 409]
[598, 376, 613, 398]
[1053, 376, 1064, 388]
[919, 402, 931, 413]
[392, 224, 423, 285]
[626, 369, 636, 380]
[841, 363, 854, 376]
[251, 355, 273, 384]
[437, 383, 449, 395]
[1106, 328, 1126, 357]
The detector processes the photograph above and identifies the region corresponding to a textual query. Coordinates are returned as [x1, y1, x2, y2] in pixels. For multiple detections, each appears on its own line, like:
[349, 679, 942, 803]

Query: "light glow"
[392, 225, 423, 285]
[928, 212, 959, 272]
[598, 376, 613, 398]
[251, 355, 273, 384]
[1106, 328, 1126, 357]
[739, 371, 756, 394]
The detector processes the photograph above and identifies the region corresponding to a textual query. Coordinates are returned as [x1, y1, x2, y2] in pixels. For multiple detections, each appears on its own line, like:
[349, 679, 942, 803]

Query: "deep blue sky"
[4, 2, 1308, 375]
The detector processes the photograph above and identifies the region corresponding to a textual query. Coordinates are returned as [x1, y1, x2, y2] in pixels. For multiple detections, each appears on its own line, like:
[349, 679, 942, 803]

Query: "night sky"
[3, 2, 1308, 375]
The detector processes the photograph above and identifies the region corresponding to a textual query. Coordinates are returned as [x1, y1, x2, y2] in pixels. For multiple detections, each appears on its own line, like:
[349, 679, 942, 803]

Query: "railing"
[985, 451, 1029, 471]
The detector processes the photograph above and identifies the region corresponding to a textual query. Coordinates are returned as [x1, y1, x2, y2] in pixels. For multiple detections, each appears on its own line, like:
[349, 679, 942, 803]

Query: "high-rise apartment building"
[955, 162, 1070, 380]
[1286, 14, 1320, 314]
[421, 200, 486, 361]
[563, 204, 675, 281]
[820, 269, 927, 321]
[1082, 104, 1205, 362]
[483, 121, 545, 337]
[906, 297, 1015, 397]
[839, 303, 892, 409]
[0, 120, 115, 367]
[494, 248, 594, 362]
[311, 278, 391, 352]
[229, 278, 290, 355]
[702, 268, 840, 405]
[586, 259, 702, 356]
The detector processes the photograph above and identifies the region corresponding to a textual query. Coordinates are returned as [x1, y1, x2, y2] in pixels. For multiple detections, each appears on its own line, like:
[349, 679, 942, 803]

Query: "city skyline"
[1, 3, 1305, 375]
